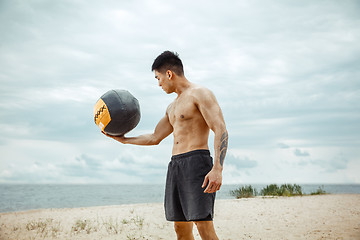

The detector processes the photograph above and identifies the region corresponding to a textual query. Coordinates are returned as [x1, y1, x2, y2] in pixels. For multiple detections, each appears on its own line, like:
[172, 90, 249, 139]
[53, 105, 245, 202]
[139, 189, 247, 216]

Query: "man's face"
[154, 70, 172, 94]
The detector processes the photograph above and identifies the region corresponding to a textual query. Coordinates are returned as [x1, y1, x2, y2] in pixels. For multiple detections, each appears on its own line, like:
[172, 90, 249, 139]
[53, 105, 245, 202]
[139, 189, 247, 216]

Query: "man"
[104, 51, 228, 240]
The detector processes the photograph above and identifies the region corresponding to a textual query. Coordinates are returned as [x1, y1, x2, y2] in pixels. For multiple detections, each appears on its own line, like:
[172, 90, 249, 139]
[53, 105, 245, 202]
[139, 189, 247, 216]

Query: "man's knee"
[174, 222, 194, 239]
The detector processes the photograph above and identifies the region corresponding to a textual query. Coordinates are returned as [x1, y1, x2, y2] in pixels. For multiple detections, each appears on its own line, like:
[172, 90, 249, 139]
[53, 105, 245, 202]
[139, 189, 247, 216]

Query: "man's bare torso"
[167, 85, 210, 155]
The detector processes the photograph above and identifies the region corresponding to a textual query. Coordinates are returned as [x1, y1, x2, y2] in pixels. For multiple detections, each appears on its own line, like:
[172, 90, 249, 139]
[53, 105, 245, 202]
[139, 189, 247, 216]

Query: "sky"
[1, 0, 359, 184]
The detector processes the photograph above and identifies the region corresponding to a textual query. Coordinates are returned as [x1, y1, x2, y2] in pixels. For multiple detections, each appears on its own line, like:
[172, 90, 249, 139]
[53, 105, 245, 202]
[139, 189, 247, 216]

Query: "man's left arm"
[195, 88, 228, 193]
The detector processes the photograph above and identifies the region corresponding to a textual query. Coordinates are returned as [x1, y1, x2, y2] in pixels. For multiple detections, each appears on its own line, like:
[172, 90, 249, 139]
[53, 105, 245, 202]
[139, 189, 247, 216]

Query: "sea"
[1, 184, 360, 213]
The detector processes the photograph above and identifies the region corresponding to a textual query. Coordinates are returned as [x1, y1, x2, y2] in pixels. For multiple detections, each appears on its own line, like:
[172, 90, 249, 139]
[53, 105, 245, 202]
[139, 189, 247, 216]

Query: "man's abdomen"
[172, 127, 210, 155]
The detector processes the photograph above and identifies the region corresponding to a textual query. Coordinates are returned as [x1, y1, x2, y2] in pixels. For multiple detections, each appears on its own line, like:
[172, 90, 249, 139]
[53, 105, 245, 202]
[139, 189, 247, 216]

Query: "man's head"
[151, 51, 184, 77]
[152, 51, 185, 94]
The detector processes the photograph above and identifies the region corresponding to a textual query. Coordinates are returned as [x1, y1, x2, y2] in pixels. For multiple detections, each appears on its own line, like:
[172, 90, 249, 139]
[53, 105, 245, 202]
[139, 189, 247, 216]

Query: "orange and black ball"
[94, 89, 141, 136]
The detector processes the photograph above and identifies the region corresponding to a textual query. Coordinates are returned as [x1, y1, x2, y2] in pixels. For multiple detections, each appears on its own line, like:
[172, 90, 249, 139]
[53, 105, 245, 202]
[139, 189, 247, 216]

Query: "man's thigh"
[194, 221, 218, 239]
[174, 222, 194, 236]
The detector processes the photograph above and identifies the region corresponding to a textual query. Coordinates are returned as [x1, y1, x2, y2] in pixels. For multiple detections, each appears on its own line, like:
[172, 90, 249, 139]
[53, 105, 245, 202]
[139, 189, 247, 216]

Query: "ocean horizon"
[1, 183, 360, 213]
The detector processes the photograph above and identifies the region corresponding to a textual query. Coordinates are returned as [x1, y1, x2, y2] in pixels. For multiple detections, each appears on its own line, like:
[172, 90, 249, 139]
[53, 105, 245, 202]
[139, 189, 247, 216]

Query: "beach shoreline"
[1, 194, 359, 239]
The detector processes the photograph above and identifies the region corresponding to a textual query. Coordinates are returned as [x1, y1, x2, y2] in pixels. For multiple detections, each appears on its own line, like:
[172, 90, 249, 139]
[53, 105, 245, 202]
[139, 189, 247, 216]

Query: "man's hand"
[202, 167, 222, 193]
[102, 131, 127, 144]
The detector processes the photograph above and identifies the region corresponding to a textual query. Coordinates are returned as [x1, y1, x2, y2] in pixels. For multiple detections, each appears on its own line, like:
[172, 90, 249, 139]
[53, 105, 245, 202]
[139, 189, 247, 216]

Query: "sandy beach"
[1, 194, 359, 240]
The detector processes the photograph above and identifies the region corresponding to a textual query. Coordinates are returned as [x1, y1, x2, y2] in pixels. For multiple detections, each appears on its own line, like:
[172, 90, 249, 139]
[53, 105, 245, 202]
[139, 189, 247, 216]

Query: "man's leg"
[174, 221, 195, 240]
[194, 221, 219, 240]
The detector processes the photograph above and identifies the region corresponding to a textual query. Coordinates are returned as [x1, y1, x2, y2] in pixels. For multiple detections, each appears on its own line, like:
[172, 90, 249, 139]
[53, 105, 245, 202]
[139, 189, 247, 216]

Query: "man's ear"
[166, 70, 173, 80]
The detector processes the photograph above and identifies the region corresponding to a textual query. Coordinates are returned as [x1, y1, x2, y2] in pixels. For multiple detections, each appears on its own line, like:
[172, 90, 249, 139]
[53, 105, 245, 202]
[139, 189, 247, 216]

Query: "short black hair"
[151, 51, 184, 76]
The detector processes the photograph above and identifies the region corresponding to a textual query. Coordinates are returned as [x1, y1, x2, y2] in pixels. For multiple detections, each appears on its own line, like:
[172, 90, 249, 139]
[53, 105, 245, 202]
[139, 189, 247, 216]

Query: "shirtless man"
[104, 51, 228, 240]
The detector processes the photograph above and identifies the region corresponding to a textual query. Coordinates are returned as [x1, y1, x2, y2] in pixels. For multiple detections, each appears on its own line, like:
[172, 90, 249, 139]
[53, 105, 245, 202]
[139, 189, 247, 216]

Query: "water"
[1, 184, 359, 213]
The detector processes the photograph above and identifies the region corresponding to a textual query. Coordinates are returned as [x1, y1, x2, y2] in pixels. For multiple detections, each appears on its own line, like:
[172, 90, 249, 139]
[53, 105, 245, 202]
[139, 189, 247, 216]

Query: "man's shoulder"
[165, 99, 183, 115]
[166, 101, 175, 112]
[190, 84, 213, 97]
[189, 85, 215, 103]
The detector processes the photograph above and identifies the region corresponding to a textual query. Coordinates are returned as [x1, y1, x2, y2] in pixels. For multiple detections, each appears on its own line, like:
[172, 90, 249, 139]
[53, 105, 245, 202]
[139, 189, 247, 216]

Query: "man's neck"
[174, 77, 191, 96]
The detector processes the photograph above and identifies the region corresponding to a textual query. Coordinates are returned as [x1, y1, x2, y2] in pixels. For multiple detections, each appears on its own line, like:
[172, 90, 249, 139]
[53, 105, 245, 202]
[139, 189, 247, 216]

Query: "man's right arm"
[103, 113, 173, 145]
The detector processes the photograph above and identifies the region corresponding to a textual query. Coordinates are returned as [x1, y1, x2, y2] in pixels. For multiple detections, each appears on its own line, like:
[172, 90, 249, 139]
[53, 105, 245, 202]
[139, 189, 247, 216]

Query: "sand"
[1, 194, 359, 240]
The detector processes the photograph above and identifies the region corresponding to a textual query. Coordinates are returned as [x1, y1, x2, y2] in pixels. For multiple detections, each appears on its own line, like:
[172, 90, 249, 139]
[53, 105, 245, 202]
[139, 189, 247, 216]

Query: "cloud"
[60, 154, 102, 177]
[0, 0, 359, 184]
[226, 154, 258, 170]
[0, 161, 63, 183]
[294, 149, 310, 157]
[277, 143, 290, 149]
[102, 153, 165, 176]
[0, 150, 168, 184]
[299, 154, 350, 173]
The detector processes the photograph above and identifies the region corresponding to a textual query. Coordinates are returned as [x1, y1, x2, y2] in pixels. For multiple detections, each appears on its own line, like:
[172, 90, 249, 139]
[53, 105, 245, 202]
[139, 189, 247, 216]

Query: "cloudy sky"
[1, 0, 359, 184]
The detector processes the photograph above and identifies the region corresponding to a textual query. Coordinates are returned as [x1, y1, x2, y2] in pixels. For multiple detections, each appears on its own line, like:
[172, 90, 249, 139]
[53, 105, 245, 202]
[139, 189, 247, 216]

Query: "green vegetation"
[102, 217, 121, 235]
[71, 219, 98, 235]
[231, 184, 328, 199]
[25, 218, 61, 238]
[260, 184, 303, 197]
[22, 215, 146, 238]
[310, 185, 327, 195]
[230, 185, 257, 198]
[69, 216, 145, 235]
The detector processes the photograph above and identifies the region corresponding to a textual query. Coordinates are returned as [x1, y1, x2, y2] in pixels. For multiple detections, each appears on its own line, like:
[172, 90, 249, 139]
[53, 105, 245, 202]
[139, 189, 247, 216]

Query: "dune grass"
[25, 218, 61, 238]
[260, 184, 303, 197]
[310, 185, 327, 195]
[22, 215, 145, 239]
[230, 185, 258, 198]
[231, 184, 327, 199]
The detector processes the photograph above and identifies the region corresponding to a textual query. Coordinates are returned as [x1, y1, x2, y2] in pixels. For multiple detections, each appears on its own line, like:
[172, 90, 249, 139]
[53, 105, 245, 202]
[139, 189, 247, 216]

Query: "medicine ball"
[94, 89, 141, 136]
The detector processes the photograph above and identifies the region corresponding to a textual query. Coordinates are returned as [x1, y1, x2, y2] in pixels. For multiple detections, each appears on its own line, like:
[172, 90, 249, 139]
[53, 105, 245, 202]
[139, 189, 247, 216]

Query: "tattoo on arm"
[219, 132, 228, 166]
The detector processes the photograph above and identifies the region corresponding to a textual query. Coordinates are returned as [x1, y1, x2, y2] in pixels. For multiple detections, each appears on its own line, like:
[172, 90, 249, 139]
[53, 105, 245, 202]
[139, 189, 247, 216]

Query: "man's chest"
[168, 98, 199, 124]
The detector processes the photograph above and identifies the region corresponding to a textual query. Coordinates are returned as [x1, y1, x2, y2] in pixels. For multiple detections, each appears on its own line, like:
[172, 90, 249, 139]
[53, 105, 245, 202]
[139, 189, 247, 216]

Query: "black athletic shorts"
[164, 149, 216, 222]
